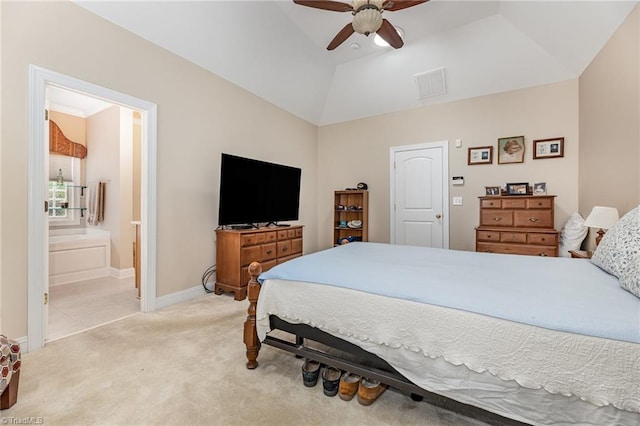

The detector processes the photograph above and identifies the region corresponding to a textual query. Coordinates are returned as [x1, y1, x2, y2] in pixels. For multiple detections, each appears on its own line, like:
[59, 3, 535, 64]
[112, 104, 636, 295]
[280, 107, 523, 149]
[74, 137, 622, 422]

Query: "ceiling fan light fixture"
[374, 26, 404, 47]
[352, 8, 383, 35]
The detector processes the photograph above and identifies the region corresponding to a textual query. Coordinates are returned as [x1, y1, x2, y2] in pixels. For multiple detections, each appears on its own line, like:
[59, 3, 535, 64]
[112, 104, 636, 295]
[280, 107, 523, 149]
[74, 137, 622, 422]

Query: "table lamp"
[584, 206, 619, 246]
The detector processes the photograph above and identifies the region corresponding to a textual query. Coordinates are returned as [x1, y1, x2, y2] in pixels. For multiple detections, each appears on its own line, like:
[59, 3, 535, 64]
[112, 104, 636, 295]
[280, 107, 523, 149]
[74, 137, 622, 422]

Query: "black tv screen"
[218, 153, 301, 226]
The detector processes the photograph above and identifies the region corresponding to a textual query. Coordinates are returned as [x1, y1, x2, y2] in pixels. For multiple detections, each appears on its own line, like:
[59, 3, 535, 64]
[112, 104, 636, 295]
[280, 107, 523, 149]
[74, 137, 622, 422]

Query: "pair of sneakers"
[301, 359, 341, 397]
[339, 373, 387, 406]
[302, 360, 356, 398]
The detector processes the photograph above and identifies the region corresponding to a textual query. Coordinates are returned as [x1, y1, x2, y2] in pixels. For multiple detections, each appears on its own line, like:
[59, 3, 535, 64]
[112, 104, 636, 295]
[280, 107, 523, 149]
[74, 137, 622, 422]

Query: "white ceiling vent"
[414, 68, 447, 99]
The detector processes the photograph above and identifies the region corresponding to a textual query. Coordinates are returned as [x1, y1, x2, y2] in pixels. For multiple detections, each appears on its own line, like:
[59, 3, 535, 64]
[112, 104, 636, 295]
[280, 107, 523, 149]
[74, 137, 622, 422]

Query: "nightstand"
[569, 250, 592, 259]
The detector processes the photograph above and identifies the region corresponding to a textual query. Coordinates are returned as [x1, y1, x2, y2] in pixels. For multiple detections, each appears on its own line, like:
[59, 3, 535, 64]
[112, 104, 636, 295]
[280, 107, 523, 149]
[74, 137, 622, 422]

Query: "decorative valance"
[49, 120, 87, 159]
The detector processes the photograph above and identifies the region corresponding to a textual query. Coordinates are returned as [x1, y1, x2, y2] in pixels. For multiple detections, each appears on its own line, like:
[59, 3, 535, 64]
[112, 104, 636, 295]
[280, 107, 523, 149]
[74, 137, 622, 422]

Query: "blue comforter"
[259, 242, 640, 344]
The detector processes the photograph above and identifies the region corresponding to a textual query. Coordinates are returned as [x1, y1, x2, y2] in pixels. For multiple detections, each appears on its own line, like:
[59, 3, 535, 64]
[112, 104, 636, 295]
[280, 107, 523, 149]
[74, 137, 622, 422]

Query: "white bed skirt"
[257, 279, 640, 426]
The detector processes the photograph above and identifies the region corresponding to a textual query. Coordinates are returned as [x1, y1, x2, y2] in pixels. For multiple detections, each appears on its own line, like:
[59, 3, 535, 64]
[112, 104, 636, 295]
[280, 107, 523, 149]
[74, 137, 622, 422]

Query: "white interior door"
[390, 142, 449, 248]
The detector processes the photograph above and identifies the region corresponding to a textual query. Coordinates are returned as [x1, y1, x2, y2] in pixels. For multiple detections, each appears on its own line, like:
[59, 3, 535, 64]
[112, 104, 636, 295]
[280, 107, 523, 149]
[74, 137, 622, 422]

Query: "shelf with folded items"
[334, 190, 368, 246]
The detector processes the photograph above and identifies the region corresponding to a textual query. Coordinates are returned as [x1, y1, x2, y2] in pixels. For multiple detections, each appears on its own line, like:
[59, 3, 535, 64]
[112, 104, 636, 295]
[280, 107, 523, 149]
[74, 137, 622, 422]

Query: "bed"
[243, 208, 640, 426]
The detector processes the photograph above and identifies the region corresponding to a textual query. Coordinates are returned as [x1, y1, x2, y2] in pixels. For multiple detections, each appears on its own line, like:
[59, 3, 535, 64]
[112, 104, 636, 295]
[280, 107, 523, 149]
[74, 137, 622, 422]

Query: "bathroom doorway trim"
[28, 65, 158, 351]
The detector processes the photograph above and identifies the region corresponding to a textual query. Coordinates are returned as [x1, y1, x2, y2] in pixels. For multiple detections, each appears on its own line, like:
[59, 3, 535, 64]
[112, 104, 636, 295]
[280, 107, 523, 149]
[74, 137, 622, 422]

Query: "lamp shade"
[584, 206, 619, 230]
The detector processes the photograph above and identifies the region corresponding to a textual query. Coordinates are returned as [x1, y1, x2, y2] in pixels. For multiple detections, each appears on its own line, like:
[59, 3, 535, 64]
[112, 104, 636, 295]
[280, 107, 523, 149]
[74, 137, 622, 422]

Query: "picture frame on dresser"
[533, 137, 564, 159]
[485, 186, 501, 196]
[505, 182, 530, 195]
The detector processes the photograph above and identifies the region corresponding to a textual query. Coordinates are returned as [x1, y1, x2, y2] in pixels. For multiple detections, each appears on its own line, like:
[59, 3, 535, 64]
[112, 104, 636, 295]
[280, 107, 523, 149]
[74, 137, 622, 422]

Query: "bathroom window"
[49, 155, 81, 225]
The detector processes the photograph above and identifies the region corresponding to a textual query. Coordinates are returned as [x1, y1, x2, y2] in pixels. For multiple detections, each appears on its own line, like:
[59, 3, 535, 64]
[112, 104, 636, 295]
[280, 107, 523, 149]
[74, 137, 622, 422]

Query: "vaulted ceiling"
[75, 1, 637, 125]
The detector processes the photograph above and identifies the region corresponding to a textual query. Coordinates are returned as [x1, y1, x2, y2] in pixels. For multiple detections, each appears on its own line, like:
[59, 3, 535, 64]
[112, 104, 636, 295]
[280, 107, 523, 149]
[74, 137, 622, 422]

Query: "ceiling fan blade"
[293, 0, 353, 12]
[377, 19, 404, 49]
[327, 23, 355, 50]
[382, 0, 428, 12]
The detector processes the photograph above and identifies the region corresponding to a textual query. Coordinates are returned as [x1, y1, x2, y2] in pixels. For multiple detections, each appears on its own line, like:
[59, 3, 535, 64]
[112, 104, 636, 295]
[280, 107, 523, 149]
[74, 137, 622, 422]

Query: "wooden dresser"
[215, 225, 303, 300]
[475, 196, 559, 257]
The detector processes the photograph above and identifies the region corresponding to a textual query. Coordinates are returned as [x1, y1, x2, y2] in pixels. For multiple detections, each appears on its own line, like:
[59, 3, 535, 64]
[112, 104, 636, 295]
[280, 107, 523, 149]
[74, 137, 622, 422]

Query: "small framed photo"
[533, 137, 564, 159]
[485, 186, 501, 196]
[468, 146, 493, 165]
[533, 182, 547, 195]
[506, 182, 530, 196]
[498, 136, 525, 164]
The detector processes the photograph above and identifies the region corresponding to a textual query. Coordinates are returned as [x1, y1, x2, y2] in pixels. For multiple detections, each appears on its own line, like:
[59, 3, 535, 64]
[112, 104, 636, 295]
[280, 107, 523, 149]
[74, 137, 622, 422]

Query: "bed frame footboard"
[241, 260, 525, 426]
[243, 262, 262, 369]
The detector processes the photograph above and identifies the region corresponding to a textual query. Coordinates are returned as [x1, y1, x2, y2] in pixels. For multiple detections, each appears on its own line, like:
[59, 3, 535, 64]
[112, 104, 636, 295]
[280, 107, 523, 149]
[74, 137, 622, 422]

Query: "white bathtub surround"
[49, 228, 111, 286]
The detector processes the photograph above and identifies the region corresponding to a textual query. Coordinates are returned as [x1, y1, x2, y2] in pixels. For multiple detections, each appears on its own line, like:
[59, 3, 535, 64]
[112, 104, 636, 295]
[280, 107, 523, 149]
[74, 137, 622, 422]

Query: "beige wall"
[318, 80, 580, 251]
[0, 1, 318, 338]
[579, 3, 640, 249]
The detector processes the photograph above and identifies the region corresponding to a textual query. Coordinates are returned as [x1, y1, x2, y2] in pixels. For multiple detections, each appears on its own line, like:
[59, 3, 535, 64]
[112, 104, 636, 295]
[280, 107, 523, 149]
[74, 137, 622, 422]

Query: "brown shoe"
[357, 377, 387, 406]
[338, 372, 361, 401]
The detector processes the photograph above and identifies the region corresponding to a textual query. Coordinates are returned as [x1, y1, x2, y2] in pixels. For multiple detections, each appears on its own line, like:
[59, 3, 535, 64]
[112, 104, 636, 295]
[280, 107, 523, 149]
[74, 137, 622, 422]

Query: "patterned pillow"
[619, 252, 640, 298]
[591, 205, 640, 295]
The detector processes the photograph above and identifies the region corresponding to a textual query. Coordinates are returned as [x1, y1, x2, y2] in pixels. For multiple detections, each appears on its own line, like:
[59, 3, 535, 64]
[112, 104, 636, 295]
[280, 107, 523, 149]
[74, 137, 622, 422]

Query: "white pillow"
[558, 212, 588, 257]
[591, 205, 640, 298]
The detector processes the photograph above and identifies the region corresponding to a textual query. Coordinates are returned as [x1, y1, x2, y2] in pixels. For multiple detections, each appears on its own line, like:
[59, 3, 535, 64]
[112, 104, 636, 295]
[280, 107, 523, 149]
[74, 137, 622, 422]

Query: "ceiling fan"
[293, 0, 428, 50]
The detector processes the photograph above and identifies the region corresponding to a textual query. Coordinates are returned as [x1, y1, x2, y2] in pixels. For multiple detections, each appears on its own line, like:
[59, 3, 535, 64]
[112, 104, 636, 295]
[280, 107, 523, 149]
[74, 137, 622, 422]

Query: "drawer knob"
[266, 250, 272, 255]
[492, 217, 502, 222]
[282, 247, 288, 252]
[528, 217, 539, 222]
[540, 238, 545, 242]
[483, 249, 493, 253]
[539, 253, 548, 257]
[487, 235, 492, 239]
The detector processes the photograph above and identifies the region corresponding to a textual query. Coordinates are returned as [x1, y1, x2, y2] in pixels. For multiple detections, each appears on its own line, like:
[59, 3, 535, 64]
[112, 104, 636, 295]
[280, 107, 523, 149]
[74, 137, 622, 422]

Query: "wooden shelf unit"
[215, 226, 303, 300]
[333, 190, 368, 246]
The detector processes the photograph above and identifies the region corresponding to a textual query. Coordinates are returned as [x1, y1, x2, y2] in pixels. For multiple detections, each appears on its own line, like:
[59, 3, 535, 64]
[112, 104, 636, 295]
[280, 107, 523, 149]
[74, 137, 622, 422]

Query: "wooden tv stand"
[214, 225, 303, 300]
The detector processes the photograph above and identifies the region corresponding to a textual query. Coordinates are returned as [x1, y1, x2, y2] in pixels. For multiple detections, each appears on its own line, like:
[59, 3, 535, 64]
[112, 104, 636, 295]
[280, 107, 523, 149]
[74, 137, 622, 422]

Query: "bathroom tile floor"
[47, 276, 140, 342]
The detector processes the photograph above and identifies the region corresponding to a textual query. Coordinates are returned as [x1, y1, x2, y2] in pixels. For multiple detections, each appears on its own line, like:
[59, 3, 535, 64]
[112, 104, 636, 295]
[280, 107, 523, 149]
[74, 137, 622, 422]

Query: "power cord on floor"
[202, 264, 216, 293]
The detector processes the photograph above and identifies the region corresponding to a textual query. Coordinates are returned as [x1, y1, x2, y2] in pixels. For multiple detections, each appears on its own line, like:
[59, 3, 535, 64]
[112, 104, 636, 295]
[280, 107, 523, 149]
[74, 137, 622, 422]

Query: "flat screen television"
[218, 153, 301, 227]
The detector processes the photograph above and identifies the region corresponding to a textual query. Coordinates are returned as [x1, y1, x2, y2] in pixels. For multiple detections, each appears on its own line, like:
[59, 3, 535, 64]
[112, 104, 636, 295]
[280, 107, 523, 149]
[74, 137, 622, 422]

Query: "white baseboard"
[110, 267, 135, 279]
[155, 284, 207, 310]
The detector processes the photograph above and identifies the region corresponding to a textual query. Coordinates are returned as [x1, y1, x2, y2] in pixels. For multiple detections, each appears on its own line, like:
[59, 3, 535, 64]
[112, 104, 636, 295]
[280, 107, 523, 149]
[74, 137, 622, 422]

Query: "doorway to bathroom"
[28, 65, 158, 351]
[46, 87, 140, 341]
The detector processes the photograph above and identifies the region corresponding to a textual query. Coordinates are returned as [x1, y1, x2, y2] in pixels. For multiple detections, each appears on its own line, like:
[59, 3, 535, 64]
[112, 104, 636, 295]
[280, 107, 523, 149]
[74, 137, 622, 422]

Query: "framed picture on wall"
[533, 137, 564, 159]
[468, 146, 493, 165]
[498, 136, 525, 164]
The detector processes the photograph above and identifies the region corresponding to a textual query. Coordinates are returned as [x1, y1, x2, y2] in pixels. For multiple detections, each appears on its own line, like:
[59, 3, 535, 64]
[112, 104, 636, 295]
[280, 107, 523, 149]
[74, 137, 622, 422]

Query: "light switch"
[455, 139, 462, 148]
[453, 196, 463, 206]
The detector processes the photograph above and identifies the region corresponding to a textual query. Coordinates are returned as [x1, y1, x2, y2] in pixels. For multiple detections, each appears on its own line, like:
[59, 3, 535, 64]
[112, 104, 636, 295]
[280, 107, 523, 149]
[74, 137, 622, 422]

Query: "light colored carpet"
[3, 294, 489, 425]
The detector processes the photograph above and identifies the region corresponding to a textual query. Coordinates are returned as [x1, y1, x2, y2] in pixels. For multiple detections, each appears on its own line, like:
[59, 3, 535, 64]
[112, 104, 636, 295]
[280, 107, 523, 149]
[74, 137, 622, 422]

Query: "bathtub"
[49, 228, 111, 286]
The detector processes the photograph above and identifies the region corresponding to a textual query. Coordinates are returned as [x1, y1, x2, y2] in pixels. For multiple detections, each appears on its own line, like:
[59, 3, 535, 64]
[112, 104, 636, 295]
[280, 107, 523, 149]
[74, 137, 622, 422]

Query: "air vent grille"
[414, 68, 447, 99]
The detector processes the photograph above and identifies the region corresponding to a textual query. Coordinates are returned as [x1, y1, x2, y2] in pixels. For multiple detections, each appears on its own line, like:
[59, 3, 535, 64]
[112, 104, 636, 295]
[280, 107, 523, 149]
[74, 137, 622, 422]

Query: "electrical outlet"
[453, 196, 463, 206]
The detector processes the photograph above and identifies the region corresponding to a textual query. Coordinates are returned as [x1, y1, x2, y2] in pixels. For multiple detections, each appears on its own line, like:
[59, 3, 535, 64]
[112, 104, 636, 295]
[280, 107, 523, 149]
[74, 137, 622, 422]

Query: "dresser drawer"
[240, 245, 262, 265]
[241, 233, 258, 247]
[501, 199, 526, 209]
[528, 233, 558, 246]
[241, 259, 276, 287]
[277, 230, 289, 240]
[481, 199, 502, 209]
[255, 232, 277, 244]
[526, 198, 553, 209]
[477, 242, 556, 257]
[261, 243, 276, 261]
[277, 240, 292, 257]
[500, 232, 527, 243]
[513, 210, 553, 228]
[295, 228, 303, 238]
[481, 210, 513, 227]
[476, 230, 500, 242]
[291, 238, 302, 254]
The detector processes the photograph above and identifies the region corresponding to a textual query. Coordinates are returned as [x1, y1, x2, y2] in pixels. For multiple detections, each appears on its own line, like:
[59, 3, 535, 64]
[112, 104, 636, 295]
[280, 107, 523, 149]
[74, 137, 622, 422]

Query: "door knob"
[435, 214, 442, 219]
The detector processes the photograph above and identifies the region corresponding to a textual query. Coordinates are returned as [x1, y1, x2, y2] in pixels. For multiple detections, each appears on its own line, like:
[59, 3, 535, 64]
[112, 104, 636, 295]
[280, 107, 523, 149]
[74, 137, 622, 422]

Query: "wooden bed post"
[243, 261, 262, 369]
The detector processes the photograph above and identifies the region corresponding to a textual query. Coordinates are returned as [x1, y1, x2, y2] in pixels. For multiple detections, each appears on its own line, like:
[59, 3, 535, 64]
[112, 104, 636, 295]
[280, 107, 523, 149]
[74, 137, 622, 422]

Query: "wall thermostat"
[452, 176, 464, 186]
